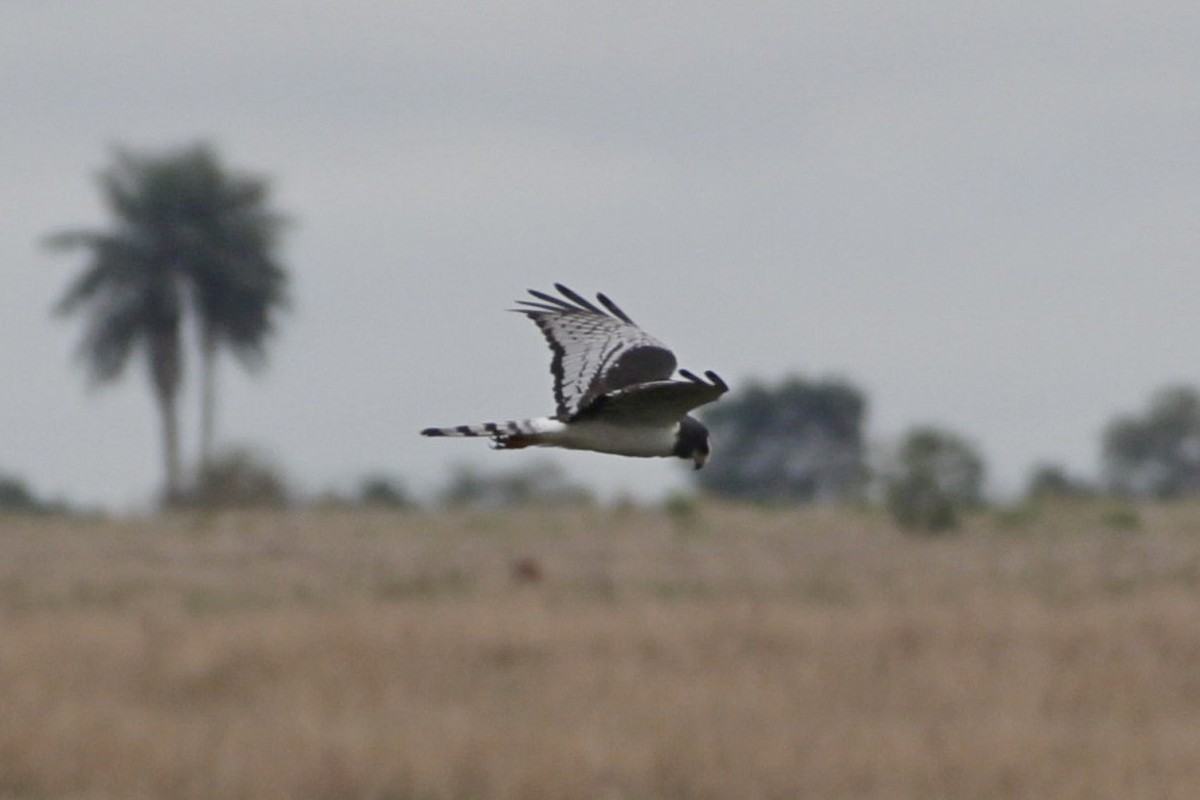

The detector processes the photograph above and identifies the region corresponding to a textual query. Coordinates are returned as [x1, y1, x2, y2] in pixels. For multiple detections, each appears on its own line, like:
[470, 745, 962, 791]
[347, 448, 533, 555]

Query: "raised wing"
[514, 284, 678, 420]
[575, 370, 730, 425]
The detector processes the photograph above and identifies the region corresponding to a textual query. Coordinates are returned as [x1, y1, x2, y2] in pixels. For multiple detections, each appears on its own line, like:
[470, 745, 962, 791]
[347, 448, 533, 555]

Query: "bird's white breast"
[529, 417, 678, 458]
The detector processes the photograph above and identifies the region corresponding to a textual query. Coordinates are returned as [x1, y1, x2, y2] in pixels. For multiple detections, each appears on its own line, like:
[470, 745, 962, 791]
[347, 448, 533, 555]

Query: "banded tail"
[420, 418, 546, 449]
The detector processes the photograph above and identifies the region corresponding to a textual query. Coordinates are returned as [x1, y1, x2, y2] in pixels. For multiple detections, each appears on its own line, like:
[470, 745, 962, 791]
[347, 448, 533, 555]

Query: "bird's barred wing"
[513, 283, 678, 420]
[575, 370, 730, 425]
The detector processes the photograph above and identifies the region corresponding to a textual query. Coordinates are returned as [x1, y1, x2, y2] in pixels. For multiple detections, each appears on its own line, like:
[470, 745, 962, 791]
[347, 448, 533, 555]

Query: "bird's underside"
[420, 284, 728, 466]
[420, 416, 678, 457]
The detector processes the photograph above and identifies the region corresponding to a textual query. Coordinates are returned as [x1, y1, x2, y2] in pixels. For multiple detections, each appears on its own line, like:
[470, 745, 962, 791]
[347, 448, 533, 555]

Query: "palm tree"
[167, 148, 288, 470]
[50, 151, 189, 502]
[50, 144, 288, 503]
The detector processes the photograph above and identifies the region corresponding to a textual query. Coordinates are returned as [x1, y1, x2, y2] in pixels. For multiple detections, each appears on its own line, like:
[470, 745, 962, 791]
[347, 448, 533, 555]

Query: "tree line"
[696, 376, 1200, 531]
[30, 143, 1200, 521]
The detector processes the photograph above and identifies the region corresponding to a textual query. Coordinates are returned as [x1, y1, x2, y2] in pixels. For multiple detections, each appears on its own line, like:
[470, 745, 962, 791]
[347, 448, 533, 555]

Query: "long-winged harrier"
[420, 283, 728, 469]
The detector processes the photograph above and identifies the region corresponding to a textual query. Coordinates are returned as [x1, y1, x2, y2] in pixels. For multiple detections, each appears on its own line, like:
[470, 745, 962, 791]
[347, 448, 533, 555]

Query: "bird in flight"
[421, 283, 728, 469]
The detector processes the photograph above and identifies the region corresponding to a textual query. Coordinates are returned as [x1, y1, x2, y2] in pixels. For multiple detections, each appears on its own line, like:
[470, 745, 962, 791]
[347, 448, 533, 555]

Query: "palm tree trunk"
[199, 325, 217, 472]
[150, 327, 184, 505]
[158, 389, 183, 505]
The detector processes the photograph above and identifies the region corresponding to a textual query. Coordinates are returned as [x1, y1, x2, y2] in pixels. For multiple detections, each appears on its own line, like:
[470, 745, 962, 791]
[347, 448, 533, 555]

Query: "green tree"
[1103, 385, 1200, 499]
[883, 426, 985, 533]
[695, 376, 868, 502]
[50, 144, 288, 503]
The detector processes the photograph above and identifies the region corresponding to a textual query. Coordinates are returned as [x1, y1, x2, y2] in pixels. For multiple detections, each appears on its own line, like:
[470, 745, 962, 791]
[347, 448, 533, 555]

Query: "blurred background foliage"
[32, 143, 1200, 529]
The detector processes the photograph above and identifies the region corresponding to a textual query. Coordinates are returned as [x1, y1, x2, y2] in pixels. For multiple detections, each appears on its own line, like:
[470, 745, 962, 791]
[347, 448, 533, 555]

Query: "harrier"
[421, 284, 728, 469]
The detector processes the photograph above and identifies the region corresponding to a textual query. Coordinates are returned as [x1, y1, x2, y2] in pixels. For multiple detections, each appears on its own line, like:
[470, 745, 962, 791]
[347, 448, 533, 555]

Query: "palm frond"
[78, 291, 145, 384]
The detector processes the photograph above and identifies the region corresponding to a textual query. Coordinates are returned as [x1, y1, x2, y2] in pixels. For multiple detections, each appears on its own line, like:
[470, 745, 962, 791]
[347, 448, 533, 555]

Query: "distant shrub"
[887, 478, 958, 533]
[357, 475, 413, 508]
[883, 427, 985, 534]
[439, 460, 592, 509]
[662, 492, 697, 518]
[662, 492, 701, 532]
[187, 448, 289, 509]
[1026, 463, 1094, 502]
[0, 474, 40, 513]
[993, 503, 1040, 530]
[1103, 385, 1200, 499]
[0, 472, 64, 514]
[1100, 504, 1142, 532]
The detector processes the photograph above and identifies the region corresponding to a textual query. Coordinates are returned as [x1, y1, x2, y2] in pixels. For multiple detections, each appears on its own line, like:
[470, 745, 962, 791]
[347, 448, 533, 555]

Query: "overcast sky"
[4, 2, 1199, 509]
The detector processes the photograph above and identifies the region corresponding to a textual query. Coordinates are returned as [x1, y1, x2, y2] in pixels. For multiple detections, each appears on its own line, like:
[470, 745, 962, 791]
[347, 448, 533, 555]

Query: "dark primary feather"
[679, 369, 729, 393]
[517, 285, 636, 323]
[548, 283, 605, 314]
[596, 292, 636, 324]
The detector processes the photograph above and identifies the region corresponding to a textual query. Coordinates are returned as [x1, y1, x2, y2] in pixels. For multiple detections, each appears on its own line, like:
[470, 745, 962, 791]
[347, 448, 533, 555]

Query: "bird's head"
[673, 415, 712, 470]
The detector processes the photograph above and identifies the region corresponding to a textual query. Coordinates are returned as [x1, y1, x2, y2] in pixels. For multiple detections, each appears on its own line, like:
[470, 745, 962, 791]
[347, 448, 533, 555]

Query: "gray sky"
[4, 2, 1199, 508]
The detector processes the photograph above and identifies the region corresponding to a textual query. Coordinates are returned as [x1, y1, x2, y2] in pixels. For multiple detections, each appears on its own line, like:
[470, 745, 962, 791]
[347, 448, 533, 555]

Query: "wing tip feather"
[596, 291, 635, 324]
[678, 369, 729, 393]
[552, 283, 605, 315]
[705, 370, 729, 392]
[516, 284, 637, 325]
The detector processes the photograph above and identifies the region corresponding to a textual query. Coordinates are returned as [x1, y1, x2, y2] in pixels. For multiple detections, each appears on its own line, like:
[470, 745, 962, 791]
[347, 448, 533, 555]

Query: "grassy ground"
[1, 501, 1199, 799]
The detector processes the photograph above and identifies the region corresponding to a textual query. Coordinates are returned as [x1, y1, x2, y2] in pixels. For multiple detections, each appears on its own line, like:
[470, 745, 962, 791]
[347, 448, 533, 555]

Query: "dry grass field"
[2, 501, 1200, 799]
